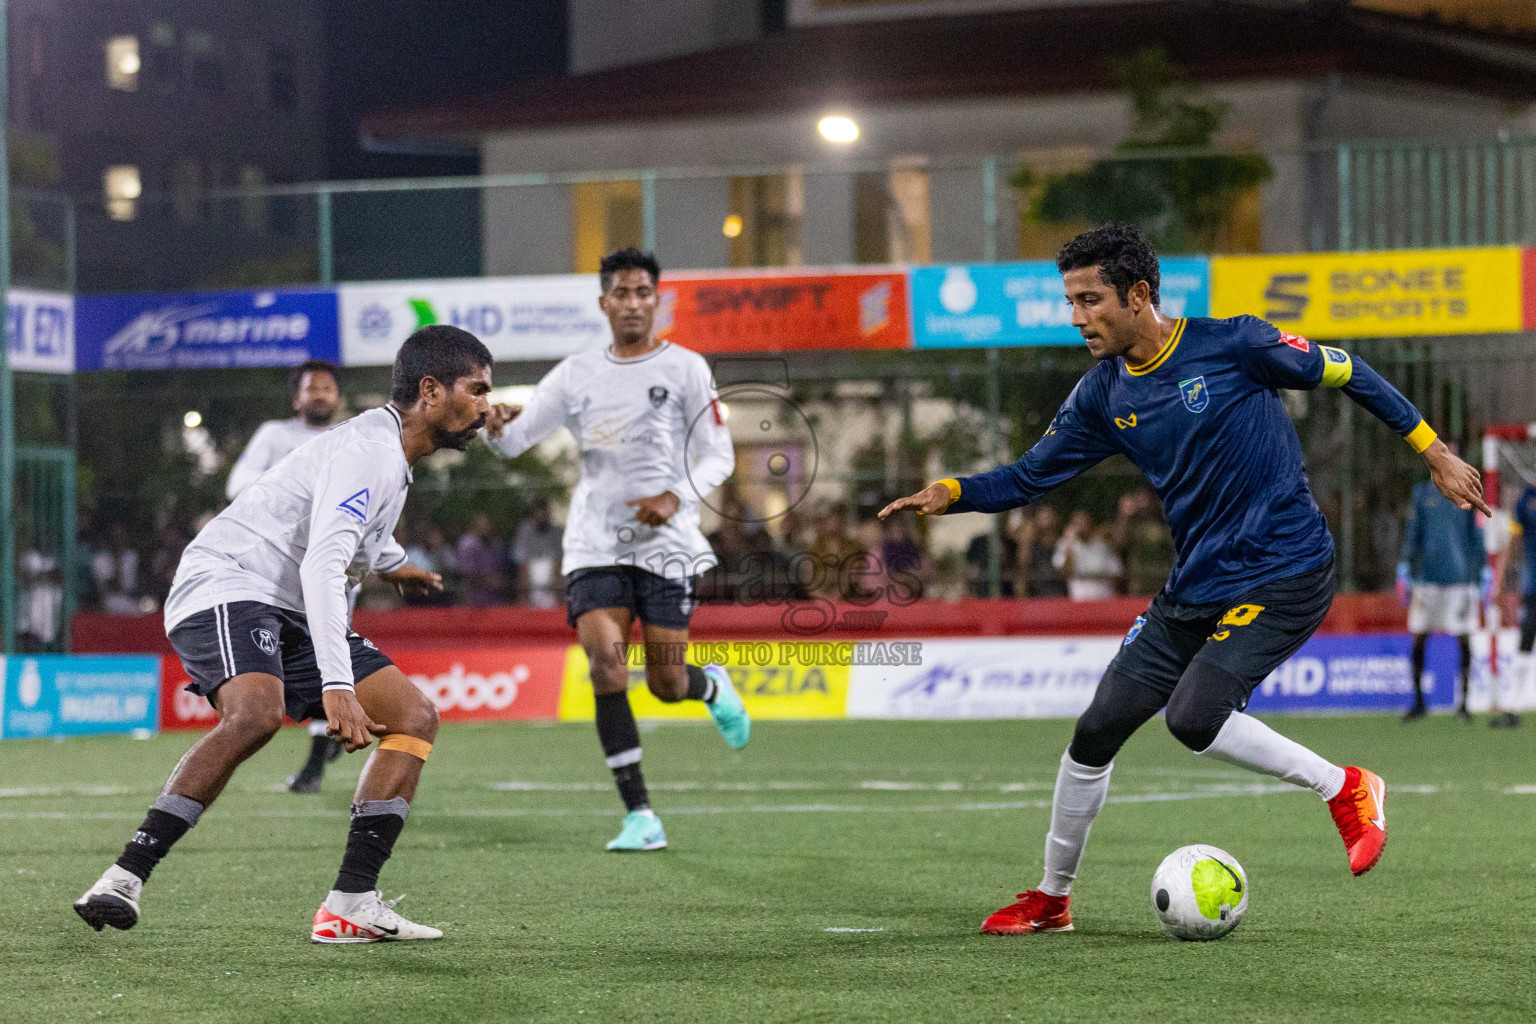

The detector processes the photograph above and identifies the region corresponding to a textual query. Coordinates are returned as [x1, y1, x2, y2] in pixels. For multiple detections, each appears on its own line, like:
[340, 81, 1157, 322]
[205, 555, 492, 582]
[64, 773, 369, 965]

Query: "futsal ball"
[1150, 844, 1248, 941]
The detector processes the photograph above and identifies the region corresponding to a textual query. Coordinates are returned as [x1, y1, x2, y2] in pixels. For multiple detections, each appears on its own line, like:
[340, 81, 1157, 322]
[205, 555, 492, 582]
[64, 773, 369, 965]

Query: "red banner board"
[157, 646, 569, 730]
[656, 270, 911, 352]
[1524, 249, 1536, 329]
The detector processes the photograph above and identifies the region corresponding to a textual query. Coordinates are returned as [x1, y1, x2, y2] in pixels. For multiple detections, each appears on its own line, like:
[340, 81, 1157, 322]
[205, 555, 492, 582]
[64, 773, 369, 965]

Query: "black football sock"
[595, 690, 650, 812]
[1410, 633, 1428, 706]
[115, 794, 204, 881]
[298, 733, 331, 778]
[684, 664, 718, 704]
[333, 798, 410, 893]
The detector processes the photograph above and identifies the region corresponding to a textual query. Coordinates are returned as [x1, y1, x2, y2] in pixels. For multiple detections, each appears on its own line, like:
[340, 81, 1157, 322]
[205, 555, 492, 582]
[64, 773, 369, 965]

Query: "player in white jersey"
[226, 359, 352, 792]
[484, 248, 747, 852]
[75, 326, 492, 944]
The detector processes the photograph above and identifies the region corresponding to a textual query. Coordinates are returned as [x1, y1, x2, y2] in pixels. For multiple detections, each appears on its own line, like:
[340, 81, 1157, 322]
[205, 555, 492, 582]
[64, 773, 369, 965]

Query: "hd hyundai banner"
[339, 275, 610, 366]
[911, 258, 1209, 348]
[75, 288, 340, 371]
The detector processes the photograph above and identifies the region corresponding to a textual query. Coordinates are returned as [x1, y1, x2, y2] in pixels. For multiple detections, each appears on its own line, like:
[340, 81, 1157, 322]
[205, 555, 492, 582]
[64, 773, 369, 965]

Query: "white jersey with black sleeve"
[484, 342, 735, 579]
[225, 417, 333, 500]
[165, 406, 413, 691]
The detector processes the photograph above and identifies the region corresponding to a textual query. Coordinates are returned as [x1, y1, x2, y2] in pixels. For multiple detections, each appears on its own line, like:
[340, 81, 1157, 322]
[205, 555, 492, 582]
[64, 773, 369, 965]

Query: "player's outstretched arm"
[879, 481, 959, 519]
[483, 362, 568, 459]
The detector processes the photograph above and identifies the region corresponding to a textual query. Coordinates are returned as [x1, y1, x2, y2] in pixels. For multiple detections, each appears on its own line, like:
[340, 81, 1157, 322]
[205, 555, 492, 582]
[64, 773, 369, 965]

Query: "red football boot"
[1327, 766, 1387, 876]
[980, 890, 1073, 935]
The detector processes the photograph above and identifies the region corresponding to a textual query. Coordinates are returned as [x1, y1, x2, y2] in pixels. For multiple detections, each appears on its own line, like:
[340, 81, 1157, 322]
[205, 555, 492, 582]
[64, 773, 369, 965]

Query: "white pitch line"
[825, 927, 885, 933]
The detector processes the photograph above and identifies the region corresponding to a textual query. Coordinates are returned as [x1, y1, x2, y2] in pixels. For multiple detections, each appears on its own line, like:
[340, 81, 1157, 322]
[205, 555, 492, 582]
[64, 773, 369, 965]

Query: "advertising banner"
[2, 655, 160, 739]
[1523, 248, 1536, 330]
[1211, 247, 1522, 339]
[911, 258, 1209, 348]
[75, 288, 339, 371]
[845, 634, 1465, 721]
[396, 647, 568, 723]
[8, 289, 73, 373]
[558, 641, 853, 721]
[655, 270, 911, 352]
[339, 275, 609, 366]
[160, 661, 220, 731]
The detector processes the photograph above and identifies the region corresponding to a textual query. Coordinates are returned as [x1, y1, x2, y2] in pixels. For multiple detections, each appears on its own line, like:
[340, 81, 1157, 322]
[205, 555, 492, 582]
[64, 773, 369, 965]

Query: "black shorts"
[167, 601, 395, 722]
[1108, 560, 1335, 702]
[564, 566, 697, 629]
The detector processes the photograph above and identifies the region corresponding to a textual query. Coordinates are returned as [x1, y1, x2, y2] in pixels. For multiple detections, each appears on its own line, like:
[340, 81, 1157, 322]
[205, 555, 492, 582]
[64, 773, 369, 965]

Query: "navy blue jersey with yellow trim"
[949, 315, 1428, 606]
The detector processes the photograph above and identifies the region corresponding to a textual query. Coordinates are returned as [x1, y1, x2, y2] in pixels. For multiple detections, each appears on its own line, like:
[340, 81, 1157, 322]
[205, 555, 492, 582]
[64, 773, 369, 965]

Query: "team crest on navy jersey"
[1123, 614, 1146, 645]
[648, 385, 669, 408]
[1178, 376, 1209, 413]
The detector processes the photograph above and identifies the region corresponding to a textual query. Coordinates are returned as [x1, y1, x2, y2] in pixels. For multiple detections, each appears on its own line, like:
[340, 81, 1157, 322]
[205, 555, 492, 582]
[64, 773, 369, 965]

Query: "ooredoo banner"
[655, 269, 911, 352]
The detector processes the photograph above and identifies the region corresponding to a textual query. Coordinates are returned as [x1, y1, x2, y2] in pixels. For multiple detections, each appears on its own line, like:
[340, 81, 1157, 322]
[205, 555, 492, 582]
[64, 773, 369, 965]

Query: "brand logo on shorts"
[649, 385, 669, 408]
[250, 628, 279, 656]
[1124, 614, 1146, 645]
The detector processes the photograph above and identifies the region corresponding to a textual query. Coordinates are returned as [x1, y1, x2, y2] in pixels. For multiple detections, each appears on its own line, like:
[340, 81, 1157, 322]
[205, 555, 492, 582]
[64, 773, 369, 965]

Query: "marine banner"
[1210, 248, 1522, 339]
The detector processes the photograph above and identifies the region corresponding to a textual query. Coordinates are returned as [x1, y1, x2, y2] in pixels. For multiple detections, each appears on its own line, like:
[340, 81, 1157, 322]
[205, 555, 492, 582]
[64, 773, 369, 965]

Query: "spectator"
[1112, 489, 1175, 596]
[965, 514, 1019, 598]
[402, 525, 457, 607]
[880, 513, 936, 600]
[1053, 510, 1123, 600]
[1016, 505, 1069, 598]
[809, 509, 861, 600]
[148, 523, 191, 609]
[513, 499, 565, 608]
[91, 524, 143, 614]
[455, 513, 507, 606]
[18, 525, 62, 650]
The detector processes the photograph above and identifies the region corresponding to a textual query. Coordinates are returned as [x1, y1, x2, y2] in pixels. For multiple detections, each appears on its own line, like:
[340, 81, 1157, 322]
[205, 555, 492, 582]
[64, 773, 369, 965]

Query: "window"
[104, 165, 142, 222]
[728, 173, 803, 267]
[185, 30, 223, 93]
[172, 158, 202, 224]
[105, 36, 138, 91]
[146, 22, 180, 94]
[268, 45, 297, 111]
[572, 180, 642, 272]
[239, 165, 267, 233]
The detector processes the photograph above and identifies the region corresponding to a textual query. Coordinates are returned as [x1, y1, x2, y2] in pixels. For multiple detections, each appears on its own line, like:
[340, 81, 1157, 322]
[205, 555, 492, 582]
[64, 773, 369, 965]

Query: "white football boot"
[74, 864, 143, 931]
[311, 891, 444, 943]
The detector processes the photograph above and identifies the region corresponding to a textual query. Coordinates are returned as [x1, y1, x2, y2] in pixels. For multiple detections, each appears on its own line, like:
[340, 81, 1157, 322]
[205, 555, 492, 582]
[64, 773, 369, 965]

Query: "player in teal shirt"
[882, 223, 1489, 936]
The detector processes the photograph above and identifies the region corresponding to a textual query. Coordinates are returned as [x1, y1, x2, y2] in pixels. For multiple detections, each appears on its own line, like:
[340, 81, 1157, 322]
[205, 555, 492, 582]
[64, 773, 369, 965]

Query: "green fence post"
[641, 171, 657, 253]
[316, 187, 334, 285]
[982, 158, 998, 264]
[0, 0, 16, 653]
[986, 347, 1003, 598]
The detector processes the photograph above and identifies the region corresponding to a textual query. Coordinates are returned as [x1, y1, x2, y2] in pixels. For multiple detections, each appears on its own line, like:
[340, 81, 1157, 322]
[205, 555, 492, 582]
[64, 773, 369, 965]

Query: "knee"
[219, 702, 284, 745]
[1165, 663, 1245, 752]
[586, 646, 629, 694]
[1068, 706, 1121, 769]
[397, 690, 440, 742]
[645, 665, 688, 703]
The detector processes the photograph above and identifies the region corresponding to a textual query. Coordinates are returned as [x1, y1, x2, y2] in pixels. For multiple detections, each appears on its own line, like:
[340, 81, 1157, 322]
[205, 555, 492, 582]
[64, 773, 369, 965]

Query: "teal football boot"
[606, 809, 667, 852]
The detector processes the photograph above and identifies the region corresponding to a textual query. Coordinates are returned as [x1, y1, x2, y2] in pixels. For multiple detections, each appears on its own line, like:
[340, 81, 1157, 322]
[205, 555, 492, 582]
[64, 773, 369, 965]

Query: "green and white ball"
[1151, 844, 1248, 941]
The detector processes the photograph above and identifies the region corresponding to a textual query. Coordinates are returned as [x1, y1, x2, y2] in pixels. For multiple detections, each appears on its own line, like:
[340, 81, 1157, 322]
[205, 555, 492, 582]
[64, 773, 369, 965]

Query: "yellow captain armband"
[1318, 346, 1353, 388]
[1404, 420, 1438, 454]
[918, 478, 962, 515]
[379, 734, 433, 761]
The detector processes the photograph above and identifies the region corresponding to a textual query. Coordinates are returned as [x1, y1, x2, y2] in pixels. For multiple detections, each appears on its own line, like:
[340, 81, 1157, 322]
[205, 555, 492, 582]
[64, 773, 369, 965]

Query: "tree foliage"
[1016, 47, 1273, 254]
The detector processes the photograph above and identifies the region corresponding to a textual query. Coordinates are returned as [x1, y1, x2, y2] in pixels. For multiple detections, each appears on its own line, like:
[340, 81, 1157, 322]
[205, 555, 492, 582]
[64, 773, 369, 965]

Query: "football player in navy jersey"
[881, 223, 1488, 936]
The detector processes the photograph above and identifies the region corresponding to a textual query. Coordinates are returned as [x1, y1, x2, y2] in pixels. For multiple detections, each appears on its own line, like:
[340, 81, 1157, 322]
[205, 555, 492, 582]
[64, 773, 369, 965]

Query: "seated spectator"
[513, 499, 564, 608]
[1016, 505, 1069, 598]
[456, 513, 507, 606]
[879, 513, 935, 600]
[1053, 510, 1124, 601]
[91, 524, 144, 615]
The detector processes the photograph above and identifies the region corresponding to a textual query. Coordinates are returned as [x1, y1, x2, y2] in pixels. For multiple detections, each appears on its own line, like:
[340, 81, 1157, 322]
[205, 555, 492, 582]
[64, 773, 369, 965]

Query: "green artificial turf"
[3, 715, 1533, 1023]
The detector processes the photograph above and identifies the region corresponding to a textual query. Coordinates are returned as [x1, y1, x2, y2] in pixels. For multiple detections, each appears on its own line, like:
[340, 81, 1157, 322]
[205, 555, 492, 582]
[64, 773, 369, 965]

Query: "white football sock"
[325, 889, 376, 915]
[1038, 749, 1113, 897]
[1199, 711, 1345, 800]
[309, 719, 330, 737]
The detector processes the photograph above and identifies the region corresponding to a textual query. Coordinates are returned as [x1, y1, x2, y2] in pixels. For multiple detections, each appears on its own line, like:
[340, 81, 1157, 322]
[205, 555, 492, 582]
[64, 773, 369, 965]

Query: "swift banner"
[1524, 249, 1536, 330]
[75, 288, 339, 370]
[1211, 248, 1522, 339]
[339, 275, 609, 366]
[655, 270, 910, 352]
[8, 289, 73, 373]
[911, 258, 1209, 348]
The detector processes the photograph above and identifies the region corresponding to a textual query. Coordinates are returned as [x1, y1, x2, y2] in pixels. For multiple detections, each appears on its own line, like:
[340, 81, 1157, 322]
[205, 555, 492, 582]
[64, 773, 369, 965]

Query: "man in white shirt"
[225, 359, 343, 500]
[484, 248, 747, 853]
[75, 325, 492, 945]
[225, 359, 350, 793]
